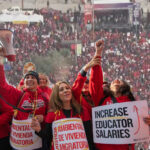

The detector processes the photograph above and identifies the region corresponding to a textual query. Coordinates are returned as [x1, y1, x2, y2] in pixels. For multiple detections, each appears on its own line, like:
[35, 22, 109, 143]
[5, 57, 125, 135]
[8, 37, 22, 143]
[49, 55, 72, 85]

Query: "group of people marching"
[0, 40, 149, 150]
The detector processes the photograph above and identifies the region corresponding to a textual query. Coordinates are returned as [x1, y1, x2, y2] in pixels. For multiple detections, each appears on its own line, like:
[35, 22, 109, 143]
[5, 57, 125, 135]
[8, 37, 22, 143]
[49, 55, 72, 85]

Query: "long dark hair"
[104, 80, 135, 101]
[117, 80, 135, 101]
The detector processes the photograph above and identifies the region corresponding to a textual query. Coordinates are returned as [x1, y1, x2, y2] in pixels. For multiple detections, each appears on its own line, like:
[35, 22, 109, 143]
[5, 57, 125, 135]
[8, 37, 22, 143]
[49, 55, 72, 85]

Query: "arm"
[0, 56, 22, 106]
[82, 106, 96, 150]
[72, 72, 87, 103]
[89, 40, 104, 106]
[90, 65, 104, 106]
[83, 120, 96, 150]
[72, 57, 101, 104]
[31, 117, 53, 149]
[32, 112, 55, 149]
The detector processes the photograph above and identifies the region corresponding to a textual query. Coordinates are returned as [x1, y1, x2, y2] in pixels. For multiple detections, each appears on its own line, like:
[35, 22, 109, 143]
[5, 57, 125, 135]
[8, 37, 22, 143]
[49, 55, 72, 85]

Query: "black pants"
[0, 136, 12, 150]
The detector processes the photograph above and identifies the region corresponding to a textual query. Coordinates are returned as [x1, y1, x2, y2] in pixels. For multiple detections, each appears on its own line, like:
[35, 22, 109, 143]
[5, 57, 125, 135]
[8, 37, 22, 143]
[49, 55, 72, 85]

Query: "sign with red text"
[52, 118, 89, 150]
[10, 118, 42, 150]
[92, 100, 150, 144]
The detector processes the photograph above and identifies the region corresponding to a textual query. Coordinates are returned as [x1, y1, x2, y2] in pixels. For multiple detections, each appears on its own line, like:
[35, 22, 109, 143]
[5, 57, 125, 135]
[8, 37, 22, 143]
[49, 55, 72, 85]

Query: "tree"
[30, 49, 75, 81]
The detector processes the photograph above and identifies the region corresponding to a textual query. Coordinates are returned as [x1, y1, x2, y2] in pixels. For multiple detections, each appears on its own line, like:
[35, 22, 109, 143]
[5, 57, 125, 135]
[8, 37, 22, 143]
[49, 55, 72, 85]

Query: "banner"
[52, 118, 89, 150]
[0, 14, 43, 23]
[93, 2, 133, 10]
[133, 3, 141, 25]
[92, 100, 150, 144]
[84, 4, 93, 24]
[10, 118, 42, 150]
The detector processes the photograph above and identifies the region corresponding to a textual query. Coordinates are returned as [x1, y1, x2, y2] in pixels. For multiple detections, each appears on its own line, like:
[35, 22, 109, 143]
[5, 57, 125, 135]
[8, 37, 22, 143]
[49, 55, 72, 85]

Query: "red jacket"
[72, 65, 103, 117]
[0, 98, 13, 138]
[0, 65, 48, 120]
[46, 107, 90, 123]
[89, 65, 103, 106]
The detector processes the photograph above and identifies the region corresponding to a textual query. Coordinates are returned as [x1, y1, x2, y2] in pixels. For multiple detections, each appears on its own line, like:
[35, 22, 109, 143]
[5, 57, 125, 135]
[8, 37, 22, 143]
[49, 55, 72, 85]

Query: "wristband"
[80, 69, 87, 77]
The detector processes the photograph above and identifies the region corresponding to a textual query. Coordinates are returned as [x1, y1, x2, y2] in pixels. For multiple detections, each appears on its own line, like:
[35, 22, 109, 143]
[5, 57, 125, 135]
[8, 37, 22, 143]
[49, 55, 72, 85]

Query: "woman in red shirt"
[31, 81, 96, 150]
[38, 73, 52, 100]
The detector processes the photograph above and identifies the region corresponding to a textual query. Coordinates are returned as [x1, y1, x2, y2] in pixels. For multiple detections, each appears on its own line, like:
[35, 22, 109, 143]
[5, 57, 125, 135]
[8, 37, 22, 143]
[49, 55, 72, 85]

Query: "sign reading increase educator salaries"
[92, 100, 150, 144]
[52, 118, 89, 150]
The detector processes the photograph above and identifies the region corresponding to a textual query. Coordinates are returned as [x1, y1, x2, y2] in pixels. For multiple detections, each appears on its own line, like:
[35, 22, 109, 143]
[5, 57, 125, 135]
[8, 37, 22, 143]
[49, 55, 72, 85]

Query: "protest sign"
[10, 118, 42, 150]
[92, 100, 150, 144]
[52, 118, 89, 150]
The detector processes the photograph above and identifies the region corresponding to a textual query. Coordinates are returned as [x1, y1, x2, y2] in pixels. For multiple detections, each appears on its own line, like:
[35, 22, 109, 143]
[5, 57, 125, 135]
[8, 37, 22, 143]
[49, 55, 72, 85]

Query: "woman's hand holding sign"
[31, 117, 41, 133]
[35, 115, 44, 123]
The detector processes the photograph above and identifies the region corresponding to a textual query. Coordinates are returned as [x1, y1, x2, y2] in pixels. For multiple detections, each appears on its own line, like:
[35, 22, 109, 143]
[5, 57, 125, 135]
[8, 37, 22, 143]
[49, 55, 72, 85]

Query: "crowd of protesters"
[1, 7, 149, 104]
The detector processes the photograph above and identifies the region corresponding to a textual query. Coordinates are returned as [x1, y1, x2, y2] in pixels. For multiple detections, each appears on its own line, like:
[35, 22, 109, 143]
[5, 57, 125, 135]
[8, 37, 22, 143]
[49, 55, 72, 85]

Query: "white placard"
[10, 118, 42, 150]
[92, 100, 150, 144]
[52, 118, 89, 150]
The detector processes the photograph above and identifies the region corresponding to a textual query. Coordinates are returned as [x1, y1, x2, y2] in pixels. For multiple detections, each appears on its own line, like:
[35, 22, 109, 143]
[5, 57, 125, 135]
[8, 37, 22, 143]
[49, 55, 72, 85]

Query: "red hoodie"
[0, 65, 48, 120]
[72, 65, 103, 117]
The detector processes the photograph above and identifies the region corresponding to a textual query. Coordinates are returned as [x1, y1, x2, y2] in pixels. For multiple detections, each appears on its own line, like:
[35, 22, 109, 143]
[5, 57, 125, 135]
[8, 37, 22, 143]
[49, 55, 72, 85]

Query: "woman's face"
[39, 75, 47, 87]
[110, 79, 124, 93]
[58, 83, 72, 104]
[24, 75, 38, 91]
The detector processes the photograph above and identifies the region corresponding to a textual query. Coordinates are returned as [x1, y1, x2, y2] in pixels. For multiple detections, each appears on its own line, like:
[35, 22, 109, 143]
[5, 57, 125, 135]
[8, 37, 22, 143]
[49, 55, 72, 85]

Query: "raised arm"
[71, 72, 87, 103]
[72, 57, 101, 104]
[0, 55, 22, 106]
[89, 40, 104, 106]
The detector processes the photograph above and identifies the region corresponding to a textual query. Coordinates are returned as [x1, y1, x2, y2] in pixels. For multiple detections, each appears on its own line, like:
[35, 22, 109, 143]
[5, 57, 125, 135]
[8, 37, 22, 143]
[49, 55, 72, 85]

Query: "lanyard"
[0, 94, 31, 114]
[54, 109, 81, 121]
[31, 91, 37, 117]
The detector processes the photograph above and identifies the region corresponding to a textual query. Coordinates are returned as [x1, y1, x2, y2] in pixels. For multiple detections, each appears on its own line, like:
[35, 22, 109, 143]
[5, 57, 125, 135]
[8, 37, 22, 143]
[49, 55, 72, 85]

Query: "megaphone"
[0, 29, 16, 61]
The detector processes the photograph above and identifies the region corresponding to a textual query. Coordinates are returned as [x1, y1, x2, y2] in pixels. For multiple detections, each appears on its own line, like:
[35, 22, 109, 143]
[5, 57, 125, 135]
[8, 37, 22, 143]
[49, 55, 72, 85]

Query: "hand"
[143, 116, 150, 125]
[31, 117, 41, 132]
[95, 40, 104, 56]
[83, 56, 101, 72]
[35, 115, 44, 123]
